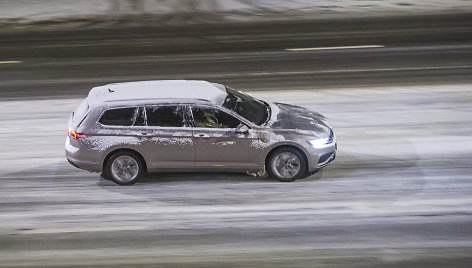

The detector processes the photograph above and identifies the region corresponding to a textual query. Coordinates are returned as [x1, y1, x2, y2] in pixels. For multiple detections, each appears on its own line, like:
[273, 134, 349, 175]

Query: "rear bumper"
[65, 137, 101, 172]
[66, 157, 100, 173]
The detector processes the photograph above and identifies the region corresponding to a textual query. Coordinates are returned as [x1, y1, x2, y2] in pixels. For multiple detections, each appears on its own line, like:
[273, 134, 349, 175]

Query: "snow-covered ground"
[0, 0, 471, 24]
[0, 84, 471, 267]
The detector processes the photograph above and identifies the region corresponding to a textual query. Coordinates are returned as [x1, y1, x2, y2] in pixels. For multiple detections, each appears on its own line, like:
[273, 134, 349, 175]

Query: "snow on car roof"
[87, 80, 228, 105]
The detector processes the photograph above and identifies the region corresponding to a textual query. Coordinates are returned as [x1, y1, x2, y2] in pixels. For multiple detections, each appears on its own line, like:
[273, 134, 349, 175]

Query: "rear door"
[143, 104, 195, 169]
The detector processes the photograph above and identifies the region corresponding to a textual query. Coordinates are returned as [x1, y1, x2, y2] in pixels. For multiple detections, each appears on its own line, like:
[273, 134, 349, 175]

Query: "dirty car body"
[66, 80, 336, 185]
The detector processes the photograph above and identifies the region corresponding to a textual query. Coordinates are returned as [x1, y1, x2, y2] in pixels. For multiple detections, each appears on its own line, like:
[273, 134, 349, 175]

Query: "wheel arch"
[264, 144, 309, 172]
[102, 148, 148, 173]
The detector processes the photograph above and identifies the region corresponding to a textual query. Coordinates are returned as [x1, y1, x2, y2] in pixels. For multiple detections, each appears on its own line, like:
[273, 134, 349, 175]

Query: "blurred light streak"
[285, 45, 385, 51]
[18, 226, 147, 235]
[0, 60, 22, 64]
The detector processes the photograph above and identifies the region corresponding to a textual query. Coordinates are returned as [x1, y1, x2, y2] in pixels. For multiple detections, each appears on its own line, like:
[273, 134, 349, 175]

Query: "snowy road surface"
[0, 85, 471, 267]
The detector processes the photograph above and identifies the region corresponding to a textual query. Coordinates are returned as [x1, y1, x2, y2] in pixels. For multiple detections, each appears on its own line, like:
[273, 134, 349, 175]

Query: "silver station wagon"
[66, 80, 336, 185]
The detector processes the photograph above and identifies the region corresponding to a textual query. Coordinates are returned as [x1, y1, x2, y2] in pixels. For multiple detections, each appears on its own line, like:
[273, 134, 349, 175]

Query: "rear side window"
[146, 106, 185, 127]
[99, 107, 137, 126]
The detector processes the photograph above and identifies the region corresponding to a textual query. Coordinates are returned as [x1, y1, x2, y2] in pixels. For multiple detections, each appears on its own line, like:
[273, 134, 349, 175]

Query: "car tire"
[106, 151, 144, 185]
[309, 168, 320, 176]
[267, 147, 307, 182]
[100, 170, 111, 181]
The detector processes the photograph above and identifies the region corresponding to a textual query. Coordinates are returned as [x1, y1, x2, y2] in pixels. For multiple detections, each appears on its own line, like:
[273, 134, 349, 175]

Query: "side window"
[99, 107, 136, 126]
[146, 106, 185, 127]
[134, 107, 146, 126]
[192, 107, 240, 128]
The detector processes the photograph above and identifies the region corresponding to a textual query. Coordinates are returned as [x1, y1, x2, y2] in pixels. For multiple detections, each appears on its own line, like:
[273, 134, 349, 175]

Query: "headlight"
[307, 137, 331, 148]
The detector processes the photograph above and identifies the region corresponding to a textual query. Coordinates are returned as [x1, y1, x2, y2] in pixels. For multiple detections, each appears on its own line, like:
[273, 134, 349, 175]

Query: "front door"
[191, 106, 255, 169]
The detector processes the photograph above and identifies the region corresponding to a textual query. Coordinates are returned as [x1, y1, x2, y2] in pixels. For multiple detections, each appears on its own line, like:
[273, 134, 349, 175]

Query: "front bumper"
[316, 150, 336, 168]
[306, 140, 337, 172]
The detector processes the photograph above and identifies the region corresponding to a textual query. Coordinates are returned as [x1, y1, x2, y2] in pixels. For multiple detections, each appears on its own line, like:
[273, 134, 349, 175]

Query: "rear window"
[99, 107, 137, 126]
[146, 106, 185, 127]
[72, 99, 89, 123]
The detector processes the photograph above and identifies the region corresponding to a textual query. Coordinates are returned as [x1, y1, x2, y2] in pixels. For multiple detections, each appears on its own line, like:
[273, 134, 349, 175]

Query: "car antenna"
[108, 88, 114, 93]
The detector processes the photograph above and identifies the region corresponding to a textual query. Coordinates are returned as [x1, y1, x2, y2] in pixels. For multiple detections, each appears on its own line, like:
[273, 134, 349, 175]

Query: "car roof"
[87, 80, 228, 106]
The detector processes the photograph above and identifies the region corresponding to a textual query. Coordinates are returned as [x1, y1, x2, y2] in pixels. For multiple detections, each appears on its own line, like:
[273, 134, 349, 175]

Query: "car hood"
[267, 102, 332, 137]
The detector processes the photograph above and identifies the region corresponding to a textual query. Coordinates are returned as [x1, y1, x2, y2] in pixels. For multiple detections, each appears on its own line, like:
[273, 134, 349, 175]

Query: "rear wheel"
[267, 148, 307, 182]
[106, 151, 144, 185]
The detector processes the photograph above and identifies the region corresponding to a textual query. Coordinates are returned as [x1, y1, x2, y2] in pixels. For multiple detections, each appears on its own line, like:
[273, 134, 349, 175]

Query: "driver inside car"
[194, 108, 219, 128]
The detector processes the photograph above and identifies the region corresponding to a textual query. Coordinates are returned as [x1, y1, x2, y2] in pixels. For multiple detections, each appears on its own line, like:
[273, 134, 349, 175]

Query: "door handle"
[196, 133, 209, 138]
[137, 132, 148, 137]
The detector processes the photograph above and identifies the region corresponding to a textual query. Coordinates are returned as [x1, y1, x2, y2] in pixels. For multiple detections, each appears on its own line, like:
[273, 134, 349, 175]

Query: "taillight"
[69, 128, 84, 140]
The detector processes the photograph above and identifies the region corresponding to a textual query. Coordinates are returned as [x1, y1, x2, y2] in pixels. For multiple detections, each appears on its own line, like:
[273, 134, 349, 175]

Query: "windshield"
[222, 86, 270, 125]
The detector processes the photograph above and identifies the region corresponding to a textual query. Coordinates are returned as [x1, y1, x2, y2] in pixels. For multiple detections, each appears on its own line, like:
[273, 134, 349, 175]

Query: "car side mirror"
[235, 124, 250, 134]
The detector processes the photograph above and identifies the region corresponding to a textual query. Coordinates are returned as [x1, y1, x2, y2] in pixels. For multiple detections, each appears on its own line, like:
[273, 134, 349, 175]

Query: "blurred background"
[0, 1, 471, 267]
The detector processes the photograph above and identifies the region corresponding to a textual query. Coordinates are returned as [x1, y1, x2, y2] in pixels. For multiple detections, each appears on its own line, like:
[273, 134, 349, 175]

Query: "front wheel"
[106, 151, 144, 185]
[267, 148, 307, 182]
